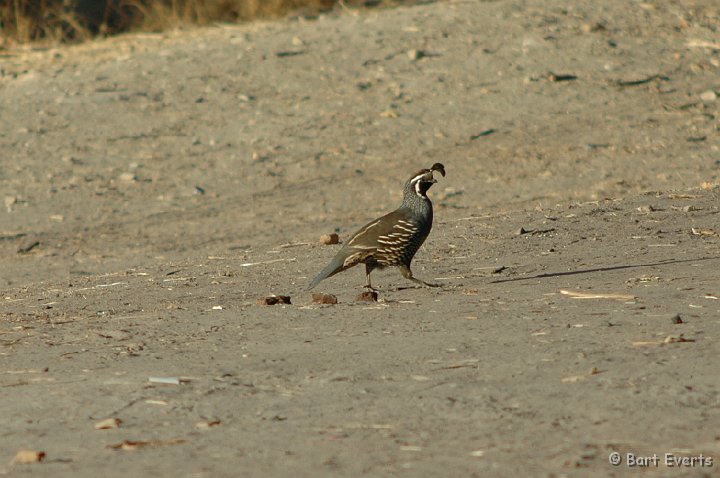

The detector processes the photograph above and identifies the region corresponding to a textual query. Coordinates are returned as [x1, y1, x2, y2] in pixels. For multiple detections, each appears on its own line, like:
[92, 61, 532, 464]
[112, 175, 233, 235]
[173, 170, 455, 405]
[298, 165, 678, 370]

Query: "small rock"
[118, 172, 136, 182]
[671, 313, 683, 324]
[320, 233, 339, 245]
[356, 291, 378, 302]
[312, 293, 338, 304]
[515, 227, 528, 235]
[257, 295, 292, 306]
[700, 90, 717, 103]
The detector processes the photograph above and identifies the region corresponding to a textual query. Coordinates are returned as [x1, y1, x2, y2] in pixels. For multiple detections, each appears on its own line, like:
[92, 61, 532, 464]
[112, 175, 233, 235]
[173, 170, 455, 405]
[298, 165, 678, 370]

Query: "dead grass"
[0, 0, 390, 46]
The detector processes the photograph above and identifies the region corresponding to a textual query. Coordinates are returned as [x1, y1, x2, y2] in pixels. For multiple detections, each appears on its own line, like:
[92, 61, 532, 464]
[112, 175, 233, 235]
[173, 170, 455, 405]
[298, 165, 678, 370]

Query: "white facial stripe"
[410, 171, 433, 197]
[409, 173, 428, 184]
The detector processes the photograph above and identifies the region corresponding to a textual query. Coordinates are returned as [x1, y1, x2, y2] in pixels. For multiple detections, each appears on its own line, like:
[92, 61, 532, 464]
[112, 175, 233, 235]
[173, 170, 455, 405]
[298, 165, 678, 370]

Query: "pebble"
[356, 291, 378, 302]
[257, 295, 291, 306]
[312, 293, 338, 304]
[700, 90, 717, 103]
[320, 233, 339, 245]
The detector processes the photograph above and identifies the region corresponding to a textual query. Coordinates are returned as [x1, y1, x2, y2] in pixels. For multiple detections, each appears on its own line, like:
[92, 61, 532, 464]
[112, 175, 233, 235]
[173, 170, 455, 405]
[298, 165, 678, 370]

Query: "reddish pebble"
[320, 233, 339, 245]
[257, 295, 292, 305]
[356, 291, 378, 302]
[312, 293, 338, 304]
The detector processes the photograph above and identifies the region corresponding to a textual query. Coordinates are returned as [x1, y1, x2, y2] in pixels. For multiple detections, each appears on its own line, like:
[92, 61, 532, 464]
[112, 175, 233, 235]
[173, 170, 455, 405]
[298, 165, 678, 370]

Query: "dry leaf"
[144, 399, 168, 406]
[108, 439, 186, 451]
[94, 417, 122, 430]
[687, 40, 720, 50]
[634, 335, 696, 346]
[400, 445, 422, 452]
[664, 334, 696, 344]
[632, 341, 662, 347]
[560, 289, 637, 301]
[148, 376, 181, 385]
[11, 450, 45, 465]
[108, 440, 151, 451]
[691, 227, 717, 236]
[195, 420, 222, 430]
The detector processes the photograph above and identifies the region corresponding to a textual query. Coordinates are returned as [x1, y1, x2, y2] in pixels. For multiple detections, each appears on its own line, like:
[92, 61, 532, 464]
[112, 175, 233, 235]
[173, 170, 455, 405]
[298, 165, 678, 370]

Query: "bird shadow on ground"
[488, 256, 720, 284]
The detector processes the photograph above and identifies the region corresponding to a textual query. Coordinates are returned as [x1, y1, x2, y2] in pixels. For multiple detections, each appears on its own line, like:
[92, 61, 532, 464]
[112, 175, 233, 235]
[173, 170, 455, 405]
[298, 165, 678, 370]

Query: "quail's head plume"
[308, 163, 446, 291]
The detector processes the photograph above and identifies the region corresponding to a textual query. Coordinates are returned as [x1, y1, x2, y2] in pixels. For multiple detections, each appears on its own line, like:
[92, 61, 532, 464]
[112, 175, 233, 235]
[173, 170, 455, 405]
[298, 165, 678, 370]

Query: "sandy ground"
[1, 0, 720, 476]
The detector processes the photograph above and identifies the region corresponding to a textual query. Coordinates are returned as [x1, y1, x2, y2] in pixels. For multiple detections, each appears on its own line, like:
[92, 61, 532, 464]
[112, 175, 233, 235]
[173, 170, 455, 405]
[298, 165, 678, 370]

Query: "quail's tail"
[307, 257, 344, 290]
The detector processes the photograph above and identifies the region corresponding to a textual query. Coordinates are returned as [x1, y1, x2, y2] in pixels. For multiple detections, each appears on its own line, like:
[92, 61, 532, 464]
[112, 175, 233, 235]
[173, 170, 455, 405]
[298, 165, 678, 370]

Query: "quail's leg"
[399, 264, 440, 288]
[364, 263, 378, 291]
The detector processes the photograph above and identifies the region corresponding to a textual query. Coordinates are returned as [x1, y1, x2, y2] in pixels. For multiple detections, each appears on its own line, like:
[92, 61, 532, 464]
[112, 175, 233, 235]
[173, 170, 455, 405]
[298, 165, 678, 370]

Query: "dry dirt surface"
[2, 0, 720, 476]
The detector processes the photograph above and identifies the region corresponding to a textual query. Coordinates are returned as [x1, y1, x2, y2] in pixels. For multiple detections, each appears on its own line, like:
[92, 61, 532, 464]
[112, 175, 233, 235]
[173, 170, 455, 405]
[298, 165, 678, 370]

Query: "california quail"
[308, 163, 445, 291]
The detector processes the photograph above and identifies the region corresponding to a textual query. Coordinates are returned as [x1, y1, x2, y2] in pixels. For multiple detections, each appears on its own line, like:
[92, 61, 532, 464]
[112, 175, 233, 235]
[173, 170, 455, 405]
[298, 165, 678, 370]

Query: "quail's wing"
[346, 209, 420, 251]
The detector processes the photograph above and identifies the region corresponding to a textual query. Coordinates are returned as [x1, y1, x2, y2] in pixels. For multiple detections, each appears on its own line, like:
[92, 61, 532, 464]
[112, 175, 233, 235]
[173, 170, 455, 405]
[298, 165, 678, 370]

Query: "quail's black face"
[415, 176, 436, 197]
